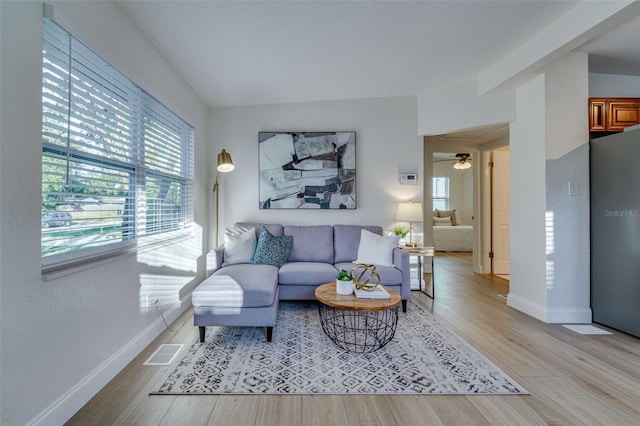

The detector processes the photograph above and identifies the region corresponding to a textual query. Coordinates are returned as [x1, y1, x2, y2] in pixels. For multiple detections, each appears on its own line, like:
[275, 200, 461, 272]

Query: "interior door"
[492, 150, 510, 275]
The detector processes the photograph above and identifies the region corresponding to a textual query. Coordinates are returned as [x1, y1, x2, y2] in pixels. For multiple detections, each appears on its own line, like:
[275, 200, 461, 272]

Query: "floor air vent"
[143, 344, 184, 366]
[562, 324, 612, 335]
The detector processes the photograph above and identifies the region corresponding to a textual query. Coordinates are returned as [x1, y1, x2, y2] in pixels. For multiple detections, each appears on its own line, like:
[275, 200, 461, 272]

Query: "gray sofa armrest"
[393, 248, 411, 300]
[206, 245, 225, 278]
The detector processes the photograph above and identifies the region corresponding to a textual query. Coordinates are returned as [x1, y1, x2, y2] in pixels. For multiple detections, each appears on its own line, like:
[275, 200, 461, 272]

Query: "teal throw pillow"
[251, 226, 293, 267]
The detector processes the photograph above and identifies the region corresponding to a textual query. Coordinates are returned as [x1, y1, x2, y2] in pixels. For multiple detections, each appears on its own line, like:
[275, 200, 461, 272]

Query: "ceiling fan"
[453, 153, 471, 170]
[433, 153, 472, 170]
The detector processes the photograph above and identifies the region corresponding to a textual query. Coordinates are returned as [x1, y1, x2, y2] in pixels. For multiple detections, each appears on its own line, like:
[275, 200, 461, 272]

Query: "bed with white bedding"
[433, 225, 473, 252]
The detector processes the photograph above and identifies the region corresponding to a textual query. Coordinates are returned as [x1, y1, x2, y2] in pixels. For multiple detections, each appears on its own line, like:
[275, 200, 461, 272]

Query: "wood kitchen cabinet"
[589, 98, 640, 134]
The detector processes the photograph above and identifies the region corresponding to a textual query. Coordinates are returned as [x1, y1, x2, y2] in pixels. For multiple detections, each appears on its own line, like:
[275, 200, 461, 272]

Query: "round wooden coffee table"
[315, 283, 401, 353]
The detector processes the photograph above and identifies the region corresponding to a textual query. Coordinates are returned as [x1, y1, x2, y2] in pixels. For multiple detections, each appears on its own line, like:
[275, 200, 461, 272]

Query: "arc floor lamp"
[213, 148, 234, 246]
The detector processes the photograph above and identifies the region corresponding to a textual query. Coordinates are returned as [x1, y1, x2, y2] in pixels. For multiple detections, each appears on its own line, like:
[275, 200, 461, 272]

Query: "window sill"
[41, 231, 194, 281]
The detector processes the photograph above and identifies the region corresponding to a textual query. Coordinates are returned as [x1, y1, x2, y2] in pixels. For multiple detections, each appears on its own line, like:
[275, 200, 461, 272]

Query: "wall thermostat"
[400, 173, 417, 185]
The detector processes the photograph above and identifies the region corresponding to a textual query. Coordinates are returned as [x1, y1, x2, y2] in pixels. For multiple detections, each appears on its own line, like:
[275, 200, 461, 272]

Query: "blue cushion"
[279, 262, 339, 285]
[192, 264, 279, 308]
[284, 225, 334, 263]
[251, 226, 293, 267]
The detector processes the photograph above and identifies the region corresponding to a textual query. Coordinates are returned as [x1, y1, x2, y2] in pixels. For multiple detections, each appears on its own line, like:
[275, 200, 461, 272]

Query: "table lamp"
[395, 200, 423, 247]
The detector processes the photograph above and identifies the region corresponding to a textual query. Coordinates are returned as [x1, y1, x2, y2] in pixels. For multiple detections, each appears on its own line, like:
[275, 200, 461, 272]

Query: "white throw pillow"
[433, 216, 452, 226]
[435, 209, 458, 225]
[354, 229, 400, 267]
[223, 227, 257, 265]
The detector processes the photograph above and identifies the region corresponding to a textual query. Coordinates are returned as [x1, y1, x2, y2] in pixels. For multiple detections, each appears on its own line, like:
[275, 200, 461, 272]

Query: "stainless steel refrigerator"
[590, 126, 640, 338]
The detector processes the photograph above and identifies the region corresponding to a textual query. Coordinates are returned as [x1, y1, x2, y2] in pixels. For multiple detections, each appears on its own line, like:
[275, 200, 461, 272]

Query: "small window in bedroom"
[432, 176, 449, 210]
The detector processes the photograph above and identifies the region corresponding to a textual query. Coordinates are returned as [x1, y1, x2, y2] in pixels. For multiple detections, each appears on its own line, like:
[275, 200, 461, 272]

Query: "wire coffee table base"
[318, 304, 399, 353]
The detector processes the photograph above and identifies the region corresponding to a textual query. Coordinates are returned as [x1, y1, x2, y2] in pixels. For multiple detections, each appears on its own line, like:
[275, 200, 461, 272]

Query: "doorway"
[423, 123, 510, 276]
[432, 153, 474, 254]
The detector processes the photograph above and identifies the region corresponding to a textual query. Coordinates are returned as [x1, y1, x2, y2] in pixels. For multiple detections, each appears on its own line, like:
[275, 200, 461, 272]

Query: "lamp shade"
[217, 148, 234, 173]
[396, 201, 423, 222]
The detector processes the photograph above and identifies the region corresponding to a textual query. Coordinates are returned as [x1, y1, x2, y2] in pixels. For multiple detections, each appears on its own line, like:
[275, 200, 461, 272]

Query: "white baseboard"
[29, 294, 193, 426]
[507, 294, 592, 323]
[545, 306, 592, 324]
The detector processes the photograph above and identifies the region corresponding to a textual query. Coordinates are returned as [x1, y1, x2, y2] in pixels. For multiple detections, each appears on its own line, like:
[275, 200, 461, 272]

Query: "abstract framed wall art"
[258, 131, 356, 209]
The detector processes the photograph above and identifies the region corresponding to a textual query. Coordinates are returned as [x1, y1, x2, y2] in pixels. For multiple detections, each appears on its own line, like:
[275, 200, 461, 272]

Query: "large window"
[432, 176, 450, 210]
[42, 20, 194, 266]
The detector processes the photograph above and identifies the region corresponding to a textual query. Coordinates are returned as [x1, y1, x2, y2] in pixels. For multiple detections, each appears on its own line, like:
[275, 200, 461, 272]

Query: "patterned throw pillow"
[251, 226, 293, 267]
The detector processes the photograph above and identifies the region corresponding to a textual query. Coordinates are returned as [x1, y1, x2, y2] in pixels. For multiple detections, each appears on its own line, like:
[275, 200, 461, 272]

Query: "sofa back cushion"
[234, 222, 284, 237]
[284, 225, 334, 263]
[333, 225, 383, 263]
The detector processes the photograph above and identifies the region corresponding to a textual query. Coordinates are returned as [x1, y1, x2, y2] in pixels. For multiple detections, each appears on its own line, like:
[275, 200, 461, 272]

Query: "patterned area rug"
[151, 300, 527, 395]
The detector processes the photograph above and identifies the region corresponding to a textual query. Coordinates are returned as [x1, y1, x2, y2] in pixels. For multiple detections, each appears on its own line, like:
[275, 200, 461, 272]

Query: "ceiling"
[122, 1, 640, 111]
[576, 12, 640, 76]
[433, 124, 510, 144]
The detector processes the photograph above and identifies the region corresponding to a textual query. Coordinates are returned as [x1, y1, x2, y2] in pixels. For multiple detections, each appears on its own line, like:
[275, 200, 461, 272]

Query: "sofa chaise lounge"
[192, 223, 410, 342]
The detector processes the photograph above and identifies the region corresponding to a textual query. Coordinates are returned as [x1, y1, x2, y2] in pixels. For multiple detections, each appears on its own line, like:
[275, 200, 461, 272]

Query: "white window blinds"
[42, 19, 194, 264]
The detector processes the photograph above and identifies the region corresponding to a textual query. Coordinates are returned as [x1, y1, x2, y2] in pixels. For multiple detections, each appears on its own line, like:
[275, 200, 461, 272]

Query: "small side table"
[402, 246, 435, 299]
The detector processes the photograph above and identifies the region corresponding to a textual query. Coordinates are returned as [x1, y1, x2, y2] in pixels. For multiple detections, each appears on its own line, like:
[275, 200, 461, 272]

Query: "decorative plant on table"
[393, 225, 409, 248]
[393, 226, 409, 238]
[336, 269, 353, 281]
[336, 269, 354, 295]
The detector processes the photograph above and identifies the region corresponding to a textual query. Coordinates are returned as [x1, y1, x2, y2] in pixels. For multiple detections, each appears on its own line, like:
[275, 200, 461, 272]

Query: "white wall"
[544, 52, 590, 160]
[543, 52, 591, 322]
[508, 52, 592, 324]
[417, 80, 515, 136]
[209, 97, 423, 244]
[508, 75, 549, 316]
[432, 161, 473, 225]
[0, 2, 209, 425]
[589, 73, 640, 97]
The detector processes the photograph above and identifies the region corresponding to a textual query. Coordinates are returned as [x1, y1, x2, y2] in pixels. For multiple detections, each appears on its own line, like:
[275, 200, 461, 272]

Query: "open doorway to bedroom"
[424, 124, 510, 277]
[432, 154, 474, 253]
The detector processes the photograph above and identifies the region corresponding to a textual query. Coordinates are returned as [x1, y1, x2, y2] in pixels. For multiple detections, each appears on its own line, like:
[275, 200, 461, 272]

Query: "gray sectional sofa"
[192, 223, 410, 342]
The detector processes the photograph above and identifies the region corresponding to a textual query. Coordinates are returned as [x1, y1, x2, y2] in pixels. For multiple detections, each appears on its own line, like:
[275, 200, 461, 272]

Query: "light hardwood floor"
[67, 253, 640, 425]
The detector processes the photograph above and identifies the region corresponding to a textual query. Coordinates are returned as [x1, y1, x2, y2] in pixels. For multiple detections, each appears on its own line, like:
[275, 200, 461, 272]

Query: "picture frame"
[258, 131, 356, 209]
